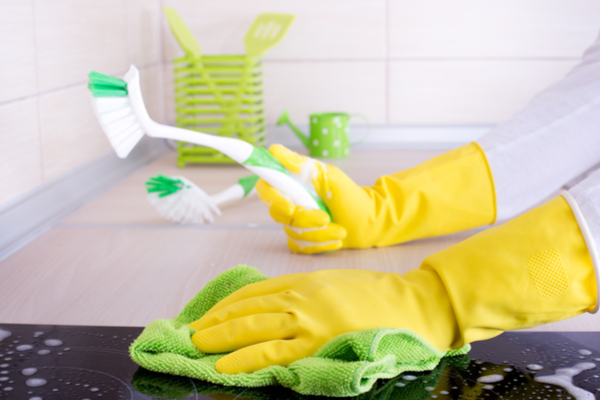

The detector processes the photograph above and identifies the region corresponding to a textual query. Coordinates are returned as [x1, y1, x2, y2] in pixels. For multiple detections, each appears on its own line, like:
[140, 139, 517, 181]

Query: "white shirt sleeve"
[477, 29, 600, 222]
[565, 170, 600, 313]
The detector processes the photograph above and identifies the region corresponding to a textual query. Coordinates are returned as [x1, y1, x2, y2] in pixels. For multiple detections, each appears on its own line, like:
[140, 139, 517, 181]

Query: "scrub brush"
[146, 174, 259, 224]
[88, 66, 329, 218]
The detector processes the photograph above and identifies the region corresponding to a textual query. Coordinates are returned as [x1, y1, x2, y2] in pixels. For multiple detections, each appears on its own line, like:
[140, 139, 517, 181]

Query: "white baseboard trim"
[266, 124, 493, 149]
[0, 138, 169, 262]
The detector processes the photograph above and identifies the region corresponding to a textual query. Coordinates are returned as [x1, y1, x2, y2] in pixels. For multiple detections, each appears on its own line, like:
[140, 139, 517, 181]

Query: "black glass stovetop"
[0, 323, 599, 400]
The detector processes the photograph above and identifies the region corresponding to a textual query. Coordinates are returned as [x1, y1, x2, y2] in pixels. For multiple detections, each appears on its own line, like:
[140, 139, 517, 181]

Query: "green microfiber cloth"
[131, 354, 471, 400]
[129, 265, 470, 397]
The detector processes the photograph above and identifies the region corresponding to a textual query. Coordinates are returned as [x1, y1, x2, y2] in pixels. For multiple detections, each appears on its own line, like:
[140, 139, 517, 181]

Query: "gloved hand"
[190, 268, 459, 374]
[256, 143, 496, 254]
[190, 194, 597, 374]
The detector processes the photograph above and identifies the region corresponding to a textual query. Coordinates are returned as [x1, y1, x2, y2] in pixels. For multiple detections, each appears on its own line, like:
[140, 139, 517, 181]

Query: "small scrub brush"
[146, 174, 259, 224]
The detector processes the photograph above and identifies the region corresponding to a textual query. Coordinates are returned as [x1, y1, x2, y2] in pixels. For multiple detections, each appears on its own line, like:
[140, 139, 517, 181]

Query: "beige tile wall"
[1, 0, 600, 208]
[0, 98, 41, 205]
[0, 0, 165, 208]
[161, 0, 600, 125]
[388, 60, 579, 124]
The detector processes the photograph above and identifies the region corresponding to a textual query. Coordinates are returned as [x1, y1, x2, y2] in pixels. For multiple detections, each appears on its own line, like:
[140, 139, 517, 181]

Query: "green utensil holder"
[173, 54, 265, 166]
[165, 8, 293, 167]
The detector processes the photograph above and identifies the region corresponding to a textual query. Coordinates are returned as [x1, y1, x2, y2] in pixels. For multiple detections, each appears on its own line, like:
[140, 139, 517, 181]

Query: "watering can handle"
[348, 113, 371, 147]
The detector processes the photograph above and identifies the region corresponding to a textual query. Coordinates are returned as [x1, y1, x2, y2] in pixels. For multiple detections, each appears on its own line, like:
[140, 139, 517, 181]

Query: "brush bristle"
[91, 94, 143, 159]
[146, 176, 221, 224]
[146, 175, 186, 197]
[88, 71, 128, 97]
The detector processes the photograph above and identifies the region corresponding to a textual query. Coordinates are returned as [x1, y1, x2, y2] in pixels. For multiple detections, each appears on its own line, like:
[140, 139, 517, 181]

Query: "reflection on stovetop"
[0, 324, 598, 399]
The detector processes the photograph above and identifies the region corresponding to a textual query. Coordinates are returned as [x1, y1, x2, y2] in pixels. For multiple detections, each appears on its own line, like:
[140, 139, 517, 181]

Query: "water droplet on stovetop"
[477, 375, 504, 383]
[25, 378, 47, 387]
[22, 368, 37, 376]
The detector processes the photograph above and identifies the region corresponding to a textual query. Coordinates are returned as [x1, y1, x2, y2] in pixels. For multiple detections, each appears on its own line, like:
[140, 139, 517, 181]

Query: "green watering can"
[277, 110, 369, 159]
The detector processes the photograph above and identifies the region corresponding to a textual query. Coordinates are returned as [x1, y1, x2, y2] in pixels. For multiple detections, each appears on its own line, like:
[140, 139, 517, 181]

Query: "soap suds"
[526, 364, 544, 371]
[535, 362, 596, 400]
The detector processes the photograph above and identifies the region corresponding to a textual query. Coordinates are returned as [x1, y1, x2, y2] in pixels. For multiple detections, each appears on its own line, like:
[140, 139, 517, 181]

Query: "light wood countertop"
[0, 149, 597, 332]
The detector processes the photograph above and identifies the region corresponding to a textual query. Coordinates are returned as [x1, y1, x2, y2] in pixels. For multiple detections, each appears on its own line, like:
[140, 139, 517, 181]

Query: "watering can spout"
[277, 110, 310, 148]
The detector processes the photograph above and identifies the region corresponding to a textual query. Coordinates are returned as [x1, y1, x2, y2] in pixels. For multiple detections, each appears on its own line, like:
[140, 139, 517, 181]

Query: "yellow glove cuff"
[423, 195, 597, 348]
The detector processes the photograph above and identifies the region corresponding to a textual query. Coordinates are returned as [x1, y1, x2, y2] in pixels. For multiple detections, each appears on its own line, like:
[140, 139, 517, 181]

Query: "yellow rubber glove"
[190, 194, 597, 374]
[256, 143, 496, 254]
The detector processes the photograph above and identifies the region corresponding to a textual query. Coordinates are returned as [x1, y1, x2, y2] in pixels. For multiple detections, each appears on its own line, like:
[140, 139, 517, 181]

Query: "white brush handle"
[211, 184, 247, 206]
[125, 67, 253, 163]
[244, 167, 322, 212]
[124, 65, 326, 214]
